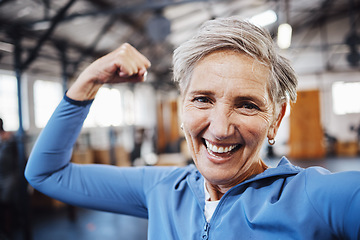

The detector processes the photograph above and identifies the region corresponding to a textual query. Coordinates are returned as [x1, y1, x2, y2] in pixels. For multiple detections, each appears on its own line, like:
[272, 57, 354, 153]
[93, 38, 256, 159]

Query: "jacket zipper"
[201, 185, 239, 240]
[202, 222, 210, 240]
[188, 173, 252, 239]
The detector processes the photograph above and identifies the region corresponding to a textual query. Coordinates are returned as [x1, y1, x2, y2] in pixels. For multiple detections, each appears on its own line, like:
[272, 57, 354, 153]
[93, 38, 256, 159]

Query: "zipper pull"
[202, 222, 210, 240]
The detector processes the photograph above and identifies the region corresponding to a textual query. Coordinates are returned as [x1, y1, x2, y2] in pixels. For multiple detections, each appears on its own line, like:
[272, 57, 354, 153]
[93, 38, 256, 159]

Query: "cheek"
[242, 115, 272, 143]
[181, 107, 206, 160]
[182, 106, 207, 136]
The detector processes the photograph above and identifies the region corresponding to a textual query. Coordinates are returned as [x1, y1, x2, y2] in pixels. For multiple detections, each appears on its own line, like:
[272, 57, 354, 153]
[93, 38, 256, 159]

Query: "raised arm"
[25, 44, 151, 216]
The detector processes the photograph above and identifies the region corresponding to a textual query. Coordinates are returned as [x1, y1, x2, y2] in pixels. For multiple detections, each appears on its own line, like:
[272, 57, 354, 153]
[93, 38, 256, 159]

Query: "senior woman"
[25, 17, 359, 239]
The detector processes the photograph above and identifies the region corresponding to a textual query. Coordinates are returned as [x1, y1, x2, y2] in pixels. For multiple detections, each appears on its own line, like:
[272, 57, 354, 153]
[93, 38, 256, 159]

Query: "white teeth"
[218, 147, 224, 153]
[205, 140, 238, 154]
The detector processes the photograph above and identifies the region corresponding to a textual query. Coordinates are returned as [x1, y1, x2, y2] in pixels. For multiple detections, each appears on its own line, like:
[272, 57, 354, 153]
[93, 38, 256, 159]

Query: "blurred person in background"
[0, 118, 19, 239]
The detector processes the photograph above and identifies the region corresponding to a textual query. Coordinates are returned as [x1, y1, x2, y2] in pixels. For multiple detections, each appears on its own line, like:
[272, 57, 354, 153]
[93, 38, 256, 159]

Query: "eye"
[190, 96, 213, 109]
[242, 103, 260, 110]
[192, 96, 212, 104]
[236, 101, 260, 115]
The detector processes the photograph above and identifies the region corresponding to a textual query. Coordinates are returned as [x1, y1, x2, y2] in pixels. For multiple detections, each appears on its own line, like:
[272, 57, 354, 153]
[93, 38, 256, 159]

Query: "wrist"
[66, 71, 103, 101]
[64, 91, 94, 106]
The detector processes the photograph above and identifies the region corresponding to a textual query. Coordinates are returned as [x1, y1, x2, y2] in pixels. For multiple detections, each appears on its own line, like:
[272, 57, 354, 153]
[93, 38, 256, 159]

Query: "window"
[0, 73, 19, 131]
[332, 81, 360, 115]
[33, 83, 126, 128]
[84, 87, 123, 127]
[33, 80, 63, 128]
[123, 89, 135, 125]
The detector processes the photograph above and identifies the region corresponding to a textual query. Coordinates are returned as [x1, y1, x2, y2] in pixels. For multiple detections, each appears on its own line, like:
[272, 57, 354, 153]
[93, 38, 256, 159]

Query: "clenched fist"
[67, 43, 151, 101]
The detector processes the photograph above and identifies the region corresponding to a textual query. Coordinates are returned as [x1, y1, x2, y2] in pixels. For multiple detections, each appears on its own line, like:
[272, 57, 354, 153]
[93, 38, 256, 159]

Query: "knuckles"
[117, 43, 133, 56]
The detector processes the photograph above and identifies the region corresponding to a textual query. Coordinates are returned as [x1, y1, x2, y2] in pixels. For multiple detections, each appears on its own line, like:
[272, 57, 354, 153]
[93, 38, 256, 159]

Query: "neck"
[206, 159, 268, 201]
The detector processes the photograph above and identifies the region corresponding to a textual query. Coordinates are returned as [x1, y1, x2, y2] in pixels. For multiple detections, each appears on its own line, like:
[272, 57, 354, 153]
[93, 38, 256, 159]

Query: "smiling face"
[182, 50, 285, 194]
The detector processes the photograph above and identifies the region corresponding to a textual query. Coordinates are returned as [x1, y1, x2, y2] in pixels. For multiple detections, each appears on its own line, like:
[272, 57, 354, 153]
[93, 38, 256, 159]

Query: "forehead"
[187, 50, 271, 96]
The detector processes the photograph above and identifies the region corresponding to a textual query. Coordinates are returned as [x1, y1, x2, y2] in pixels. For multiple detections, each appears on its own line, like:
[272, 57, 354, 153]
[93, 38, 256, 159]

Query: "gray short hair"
[172, 16, 297, 108]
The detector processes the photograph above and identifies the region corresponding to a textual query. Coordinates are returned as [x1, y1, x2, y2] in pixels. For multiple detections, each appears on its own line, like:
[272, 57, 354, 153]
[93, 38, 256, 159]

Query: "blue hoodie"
[25, 95, 360, 240]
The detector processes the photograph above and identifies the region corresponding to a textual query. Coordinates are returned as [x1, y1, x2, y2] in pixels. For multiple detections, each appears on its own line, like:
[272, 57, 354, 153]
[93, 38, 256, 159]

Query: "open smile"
[204, 139, 241, 157]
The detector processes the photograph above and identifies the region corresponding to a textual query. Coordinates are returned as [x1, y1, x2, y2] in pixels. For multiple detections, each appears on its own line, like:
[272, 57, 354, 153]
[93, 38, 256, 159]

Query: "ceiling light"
[249, 10, 277, 27]
[32, 21, 51, 31]
[0, 41, 13, 52]
[277, 23, 292, 49]
[17, 7, 32, 18]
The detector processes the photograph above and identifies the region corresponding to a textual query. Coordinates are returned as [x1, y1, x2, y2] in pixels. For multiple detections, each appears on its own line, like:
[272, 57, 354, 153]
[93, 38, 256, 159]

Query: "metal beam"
[13, 31, 32, 240]
[21, 0, 77, 71]
[71, 15, 117, 75]
[0, 17, 105, 59]
[0, 0, 12, 7]
[292, 0, 360, 33]
[55, 41, 69, 92]
[29, 0, 209, 24]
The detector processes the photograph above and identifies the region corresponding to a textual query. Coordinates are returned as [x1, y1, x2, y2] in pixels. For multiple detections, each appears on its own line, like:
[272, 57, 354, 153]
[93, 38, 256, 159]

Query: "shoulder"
[304, 165, 360, 186]
[302, 167, 360, 238]
[304, 166, 360, 198]
[255, 158, 360, 200]
[261, 157, 360, 187]
[266, 159, 360, 238]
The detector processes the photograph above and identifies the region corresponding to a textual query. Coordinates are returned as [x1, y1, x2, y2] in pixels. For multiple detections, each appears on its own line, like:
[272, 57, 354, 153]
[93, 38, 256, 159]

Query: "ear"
[267, 102, 287, 140]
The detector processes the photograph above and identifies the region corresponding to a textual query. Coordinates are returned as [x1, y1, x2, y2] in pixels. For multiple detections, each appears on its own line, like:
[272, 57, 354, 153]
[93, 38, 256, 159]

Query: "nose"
[208, 104, 235, 140]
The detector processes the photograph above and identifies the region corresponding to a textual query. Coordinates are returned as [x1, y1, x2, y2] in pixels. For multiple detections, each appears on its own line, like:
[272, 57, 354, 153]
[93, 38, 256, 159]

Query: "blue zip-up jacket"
[25, 95, 360, 239]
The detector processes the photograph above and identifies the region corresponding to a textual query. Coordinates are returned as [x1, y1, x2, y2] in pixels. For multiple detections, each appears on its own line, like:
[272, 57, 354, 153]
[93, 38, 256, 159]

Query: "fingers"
[115, 43, 151, 80]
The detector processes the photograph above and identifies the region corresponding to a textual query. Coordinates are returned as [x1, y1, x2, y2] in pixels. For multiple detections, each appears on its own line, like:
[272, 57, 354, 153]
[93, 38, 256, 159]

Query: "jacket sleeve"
[305, 167, 360, 240]
[24, 95, 149, 217]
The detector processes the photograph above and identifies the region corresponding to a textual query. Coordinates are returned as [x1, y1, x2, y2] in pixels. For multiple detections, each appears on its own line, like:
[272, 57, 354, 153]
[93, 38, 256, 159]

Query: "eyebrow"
[234, 95, 267, 107]
[188, 90, 214, 96]
[188, 90, 267, 106]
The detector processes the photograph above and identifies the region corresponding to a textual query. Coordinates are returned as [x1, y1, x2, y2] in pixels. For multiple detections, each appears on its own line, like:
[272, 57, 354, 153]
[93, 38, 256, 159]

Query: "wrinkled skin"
[181, 50, 286, 200]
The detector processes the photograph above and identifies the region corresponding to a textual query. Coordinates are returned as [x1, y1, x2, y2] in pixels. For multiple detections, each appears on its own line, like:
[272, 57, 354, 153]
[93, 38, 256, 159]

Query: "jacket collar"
[244, 157, 303, 184]
[186, 157, 302, 205]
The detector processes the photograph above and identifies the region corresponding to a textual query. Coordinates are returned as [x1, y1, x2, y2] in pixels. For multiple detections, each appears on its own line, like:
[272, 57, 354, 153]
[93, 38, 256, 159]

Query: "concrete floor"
[31, 208, 148, 240]
[10, 156, 360, 240]
[12, 207, 148, 240]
